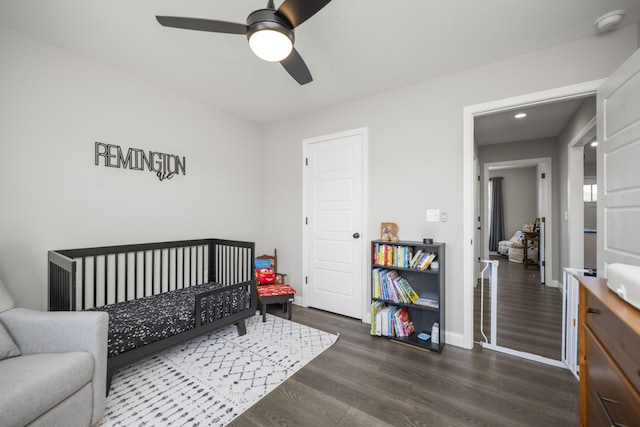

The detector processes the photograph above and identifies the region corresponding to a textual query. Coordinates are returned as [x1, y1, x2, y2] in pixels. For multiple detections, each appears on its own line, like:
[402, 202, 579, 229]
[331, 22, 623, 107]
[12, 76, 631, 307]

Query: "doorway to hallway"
[462, 79, 603, 356]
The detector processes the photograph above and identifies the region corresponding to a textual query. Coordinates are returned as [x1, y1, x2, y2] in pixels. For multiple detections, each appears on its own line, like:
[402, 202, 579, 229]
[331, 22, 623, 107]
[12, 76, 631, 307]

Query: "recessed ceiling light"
[514, 113, 527, 119]
[590, 141, 598, 147]
[595, 10, 625, 33]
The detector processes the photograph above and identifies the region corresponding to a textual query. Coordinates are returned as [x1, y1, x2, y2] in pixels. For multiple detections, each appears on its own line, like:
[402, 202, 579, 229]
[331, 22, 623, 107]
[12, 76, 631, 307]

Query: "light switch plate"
[426, 209, 440, 222]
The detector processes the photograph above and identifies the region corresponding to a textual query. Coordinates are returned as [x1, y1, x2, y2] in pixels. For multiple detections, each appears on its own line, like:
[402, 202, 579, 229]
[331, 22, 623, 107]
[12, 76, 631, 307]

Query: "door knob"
[353, 233, 360, 239]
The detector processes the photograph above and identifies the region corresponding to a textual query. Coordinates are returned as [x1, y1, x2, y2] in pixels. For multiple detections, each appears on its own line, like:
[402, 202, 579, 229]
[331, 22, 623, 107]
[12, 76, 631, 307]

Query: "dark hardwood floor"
[474, 255, 564, 360]
[230, 305, 578, 427]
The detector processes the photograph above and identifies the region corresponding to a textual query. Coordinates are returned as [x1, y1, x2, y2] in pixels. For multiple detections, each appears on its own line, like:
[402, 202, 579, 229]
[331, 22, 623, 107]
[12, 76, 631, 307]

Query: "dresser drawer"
[585, 327, 640, 426]
[584, 288, 640, 392]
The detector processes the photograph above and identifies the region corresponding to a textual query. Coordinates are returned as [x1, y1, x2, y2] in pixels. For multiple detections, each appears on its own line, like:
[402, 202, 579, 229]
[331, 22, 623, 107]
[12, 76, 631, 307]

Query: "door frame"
[301, 127, 369, 321]
[462, 80, 604, 349]
[567, 115, 596, 270]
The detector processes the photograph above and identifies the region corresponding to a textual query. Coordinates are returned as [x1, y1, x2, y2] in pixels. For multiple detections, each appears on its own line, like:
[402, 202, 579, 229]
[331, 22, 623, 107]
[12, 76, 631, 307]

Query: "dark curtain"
[489, 177, 505, 251]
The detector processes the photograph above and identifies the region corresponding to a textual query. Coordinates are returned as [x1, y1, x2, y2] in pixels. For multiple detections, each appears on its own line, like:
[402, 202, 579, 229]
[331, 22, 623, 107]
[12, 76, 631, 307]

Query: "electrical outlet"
[441, 210, 447, 222]
[426, 209, 440, 222]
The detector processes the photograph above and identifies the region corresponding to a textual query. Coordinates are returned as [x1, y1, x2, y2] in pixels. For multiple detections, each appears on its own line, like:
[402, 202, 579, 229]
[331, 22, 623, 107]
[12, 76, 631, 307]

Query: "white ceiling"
[0, 0, 638, 127]
[474, 97, 590, 146]
[474, 96, 600, 163]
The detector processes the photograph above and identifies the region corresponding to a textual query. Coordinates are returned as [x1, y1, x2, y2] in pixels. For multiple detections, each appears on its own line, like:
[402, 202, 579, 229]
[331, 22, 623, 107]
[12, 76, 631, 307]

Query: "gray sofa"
[0, 280, 108, 427]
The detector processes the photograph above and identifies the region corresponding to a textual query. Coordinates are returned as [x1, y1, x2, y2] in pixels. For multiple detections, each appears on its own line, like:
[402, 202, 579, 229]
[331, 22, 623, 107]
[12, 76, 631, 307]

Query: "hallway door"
[303, 128, 367, 319]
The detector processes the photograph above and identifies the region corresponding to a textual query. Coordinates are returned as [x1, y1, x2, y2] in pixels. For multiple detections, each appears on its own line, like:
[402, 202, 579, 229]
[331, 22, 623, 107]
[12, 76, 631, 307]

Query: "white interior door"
[597, 48, 640, 273]
[536, 162, 547, 284]
[474, 157, 483, 281]
[303, 128, 366, 319]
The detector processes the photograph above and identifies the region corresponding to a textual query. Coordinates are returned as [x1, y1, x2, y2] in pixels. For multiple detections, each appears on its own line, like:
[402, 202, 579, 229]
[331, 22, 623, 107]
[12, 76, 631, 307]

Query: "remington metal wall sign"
[94, 142, 186, 182]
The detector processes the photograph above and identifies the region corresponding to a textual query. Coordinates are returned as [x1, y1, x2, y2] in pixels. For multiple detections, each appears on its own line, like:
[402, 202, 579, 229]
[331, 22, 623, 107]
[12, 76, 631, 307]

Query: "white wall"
[557, 96, 596, 271]
[263, 24, 638, 341]
[489, 168, 537, 240]
[0, 26, 265, 309]
[479, 138, 559, 276]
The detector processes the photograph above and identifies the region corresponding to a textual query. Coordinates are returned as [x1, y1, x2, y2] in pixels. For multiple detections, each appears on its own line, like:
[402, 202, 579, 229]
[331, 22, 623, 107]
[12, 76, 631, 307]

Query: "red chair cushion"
[256, 284, 296, 296]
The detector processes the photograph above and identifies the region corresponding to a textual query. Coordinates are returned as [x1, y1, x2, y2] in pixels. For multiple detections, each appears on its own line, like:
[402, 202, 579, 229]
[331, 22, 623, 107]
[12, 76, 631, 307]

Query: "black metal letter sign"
[94, 142, 186, 182]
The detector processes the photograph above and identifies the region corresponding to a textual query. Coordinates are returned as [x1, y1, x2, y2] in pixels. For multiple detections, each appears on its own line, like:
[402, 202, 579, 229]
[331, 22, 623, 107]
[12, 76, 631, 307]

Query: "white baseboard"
[445, 331, 469, 349]
[546, 279, 560, 288]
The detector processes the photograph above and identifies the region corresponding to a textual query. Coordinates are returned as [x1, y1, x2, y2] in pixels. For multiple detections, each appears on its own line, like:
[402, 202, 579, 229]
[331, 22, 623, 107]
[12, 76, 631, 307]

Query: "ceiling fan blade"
[156, 16, 247, 35]
[276, 0, 332, 28]
[280, 48, 313, 85]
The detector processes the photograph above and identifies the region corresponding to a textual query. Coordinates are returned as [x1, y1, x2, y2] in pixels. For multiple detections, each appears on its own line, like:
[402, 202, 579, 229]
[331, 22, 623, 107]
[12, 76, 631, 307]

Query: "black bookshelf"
[370, 240, 445, 352]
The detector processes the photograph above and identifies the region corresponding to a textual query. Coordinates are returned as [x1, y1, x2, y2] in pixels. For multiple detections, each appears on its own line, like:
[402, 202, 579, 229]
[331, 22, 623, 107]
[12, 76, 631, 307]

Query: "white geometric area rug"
[98, 313, 338, 427]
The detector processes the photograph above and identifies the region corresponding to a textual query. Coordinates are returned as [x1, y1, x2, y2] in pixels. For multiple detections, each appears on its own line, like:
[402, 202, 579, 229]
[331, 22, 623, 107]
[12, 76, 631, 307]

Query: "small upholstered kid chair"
[255, 249, 296, 322]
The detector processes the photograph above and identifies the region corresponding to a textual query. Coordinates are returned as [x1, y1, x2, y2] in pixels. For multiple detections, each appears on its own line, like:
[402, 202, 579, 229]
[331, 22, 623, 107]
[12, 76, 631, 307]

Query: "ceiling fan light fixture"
[249, 28, 293, 62]
[246, 9, 294, 62]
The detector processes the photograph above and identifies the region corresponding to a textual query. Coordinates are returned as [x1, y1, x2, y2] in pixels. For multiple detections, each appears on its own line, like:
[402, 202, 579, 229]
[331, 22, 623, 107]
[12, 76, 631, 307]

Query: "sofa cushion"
[0, 320, 20, 360]
[0, 351, 93, 427]
[0, 279, 15, 313]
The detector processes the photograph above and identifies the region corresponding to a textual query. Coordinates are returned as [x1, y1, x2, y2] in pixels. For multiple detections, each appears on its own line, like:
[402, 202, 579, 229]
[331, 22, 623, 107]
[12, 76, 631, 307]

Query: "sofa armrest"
[0, 308, 108, 425]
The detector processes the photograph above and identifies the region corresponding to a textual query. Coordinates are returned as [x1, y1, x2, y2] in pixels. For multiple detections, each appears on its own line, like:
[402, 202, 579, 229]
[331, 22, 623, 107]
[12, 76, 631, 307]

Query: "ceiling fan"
[156, 0, 332, 85]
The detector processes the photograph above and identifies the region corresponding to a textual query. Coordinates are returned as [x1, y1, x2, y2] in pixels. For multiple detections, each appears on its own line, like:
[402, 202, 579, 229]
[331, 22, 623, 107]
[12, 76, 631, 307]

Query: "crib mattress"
[91, 282, 245, 358]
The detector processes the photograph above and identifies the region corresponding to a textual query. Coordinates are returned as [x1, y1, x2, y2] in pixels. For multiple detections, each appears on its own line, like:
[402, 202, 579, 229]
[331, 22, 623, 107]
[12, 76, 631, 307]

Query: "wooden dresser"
[578, 276, 640, 426]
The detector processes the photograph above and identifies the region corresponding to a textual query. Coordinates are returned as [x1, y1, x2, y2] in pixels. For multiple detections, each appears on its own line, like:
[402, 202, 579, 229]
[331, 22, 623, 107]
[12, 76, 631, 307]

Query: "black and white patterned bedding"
[91, 282, 250, 358]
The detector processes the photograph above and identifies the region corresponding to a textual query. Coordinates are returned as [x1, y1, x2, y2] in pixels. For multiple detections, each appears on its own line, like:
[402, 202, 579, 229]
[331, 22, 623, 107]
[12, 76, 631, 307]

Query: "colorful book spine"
[370, 301, 385, 335]
[397, 277, 420, 303]
[414, 298, 439, 308]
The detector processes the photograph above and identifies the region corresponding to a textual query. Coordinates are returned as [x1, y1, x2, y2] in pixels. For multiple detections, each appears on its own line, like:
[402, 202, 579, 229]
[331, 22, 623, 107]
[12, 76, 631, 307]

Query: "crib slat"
[161, 249, 164, 292]
[104, 255, 108, 306]
[124, 253, 129, 302]
[93, 256, 97, 309]
[81, 257, 87, 310]
[174, 248, 178, 290]
[114, 255, 119, 303]
[151, 250, 155, 295]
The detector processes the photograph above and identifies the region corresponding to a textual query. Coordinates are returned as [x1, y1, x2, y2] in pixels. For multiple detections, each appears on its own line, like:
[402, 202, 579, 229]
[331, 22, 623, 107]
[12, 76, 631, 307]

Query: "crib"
[48, 238, 255, 391]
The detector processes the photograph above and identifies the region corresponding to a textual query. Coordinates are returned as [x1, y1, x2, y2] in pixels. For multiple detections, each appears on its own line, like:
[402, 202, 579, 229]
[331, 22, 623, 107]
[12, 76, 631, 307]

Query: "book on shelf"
[373, 269, 421, 304]
[388, 271, 411, 304]
[392, 308, 415, 337]
[373, 305, 410, 337]
[385, 270, 401, 302]
[414, 297, 439, 308]
[373, 243, 415, 268]
[415, 252, 437, 270]
[396, 277, 420, 303]
[372, 267, 386, 299]
[410, 249, 423, 266]
[411, 252, 429, 269]
[379, 306, 399, 336]
[375, 305, 388, 336]
[370, 301, 385, 336]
